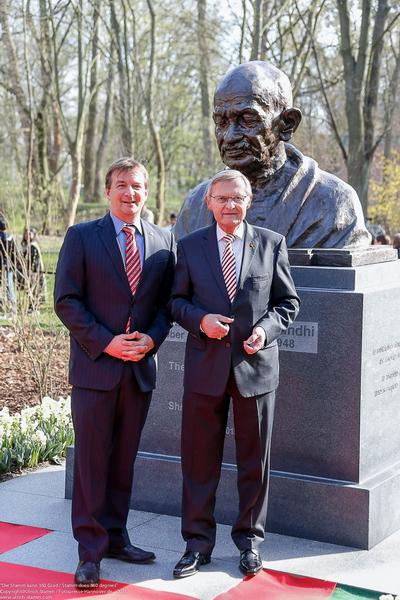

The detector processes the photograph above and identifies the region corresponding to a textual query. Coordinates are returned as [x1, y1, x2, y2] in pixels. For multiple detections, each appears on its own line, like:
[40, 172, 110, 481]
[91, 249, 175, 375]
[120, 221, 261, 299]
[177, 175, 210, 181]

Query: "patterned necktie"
[221, 234, 237, 301]
[122, 226, 141, 295]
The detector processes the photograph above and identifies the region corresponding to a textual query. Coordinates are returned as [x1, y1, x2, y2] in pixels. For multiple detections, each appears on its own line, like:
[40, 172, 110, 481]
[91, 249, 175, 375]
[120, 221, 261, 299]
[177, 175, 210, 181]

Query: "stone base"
[288, 246, 397, 267]
[65, 447, 400, 550]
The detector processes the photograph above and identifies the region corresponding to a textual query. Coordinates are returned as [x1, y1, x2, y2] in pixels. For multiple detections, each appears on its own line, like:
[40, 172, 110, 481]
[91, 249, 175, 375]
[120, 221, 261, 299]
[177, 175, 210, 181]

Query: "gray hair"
[206, 169, 252, 199]
[105, 157, 149, 191]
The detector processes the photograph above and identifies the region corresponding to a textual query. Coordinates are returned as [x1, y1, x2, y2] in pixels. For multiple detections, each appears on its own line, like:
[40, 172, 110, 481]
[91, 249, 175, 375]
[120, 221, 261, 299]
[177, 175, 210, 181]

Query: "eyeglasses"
[210, 195, 249, 205]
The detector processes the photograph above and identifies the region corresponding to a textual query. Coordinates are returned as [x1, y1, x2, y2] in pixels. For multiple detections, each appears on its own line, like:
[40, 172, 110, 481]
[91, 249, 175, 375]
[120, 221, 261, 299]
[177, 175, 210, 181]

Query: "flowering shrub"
[0, 397, 74, 474]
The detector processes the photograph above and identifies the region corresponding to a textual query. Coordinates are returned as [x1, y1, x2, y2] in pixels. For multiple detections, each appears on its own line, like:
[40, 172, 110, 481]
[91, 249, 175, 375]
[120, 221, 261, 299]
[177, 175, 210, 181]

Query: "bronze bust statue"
[174, 61, 370, 248]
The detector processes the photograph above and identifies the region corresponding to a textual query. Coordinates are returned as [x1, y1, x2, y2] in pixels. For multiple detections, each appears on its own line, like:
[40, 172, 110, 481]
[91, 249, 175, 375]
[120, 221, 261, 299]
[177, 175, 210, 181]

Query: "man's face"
[213, 93, 280, 174]
[206, 177, 251, 234]
[106, 168, 148, 223]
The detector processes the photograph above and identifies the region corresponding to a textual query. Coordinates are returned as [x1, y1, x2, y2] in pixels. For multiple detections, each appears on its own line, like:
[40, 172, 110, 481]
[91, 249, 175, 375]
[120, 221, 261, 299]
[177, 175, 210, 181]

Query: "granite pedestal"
[65, 248, 400, 549]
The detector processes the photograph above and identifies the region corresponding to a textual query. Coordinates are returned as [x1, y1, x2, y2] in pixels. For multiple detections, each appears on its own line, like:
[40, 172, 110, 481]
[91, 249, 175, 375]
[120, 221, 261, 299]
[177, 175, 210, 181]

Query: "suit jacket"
[54, 213, 175, 392]
[169, 222, 300, 398]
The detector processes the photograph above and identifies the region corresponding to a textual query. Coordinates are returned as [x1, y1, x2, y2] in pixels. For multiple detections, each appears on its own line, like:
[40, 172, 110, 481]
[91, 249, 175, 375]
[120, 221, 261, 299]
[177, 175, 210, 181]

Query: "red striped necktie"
[221, 234, 237, 301]
[123, 225, 141, 295]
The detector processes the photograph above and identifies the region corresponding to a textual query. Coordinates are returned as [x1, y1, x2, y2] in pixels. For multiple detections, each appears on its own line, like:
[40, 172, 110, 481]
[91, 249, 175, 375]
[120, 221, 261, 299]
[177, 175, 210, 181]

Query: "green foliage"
[0, 397, 74, 474]
[369, 152, 400, 234]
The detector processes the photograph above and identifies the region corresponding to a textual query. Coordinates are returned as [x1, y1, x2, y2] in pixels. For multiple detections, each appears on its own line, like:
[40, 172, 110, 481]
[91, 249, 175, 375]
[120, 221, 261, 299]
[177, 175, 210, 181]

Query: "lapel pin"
[249, 241, 256, 249]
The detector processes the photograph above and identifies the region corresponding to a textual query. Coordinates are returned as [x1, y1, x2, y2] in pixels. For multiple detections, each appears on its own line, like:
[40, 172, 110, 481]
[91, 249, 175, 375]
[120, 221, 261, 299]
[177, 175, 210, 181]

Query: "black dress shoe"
[105, 543, 156, 563]
[173, 550, 211, 578]
[74, 561, 100, 587]
[239, 549, 263, 575]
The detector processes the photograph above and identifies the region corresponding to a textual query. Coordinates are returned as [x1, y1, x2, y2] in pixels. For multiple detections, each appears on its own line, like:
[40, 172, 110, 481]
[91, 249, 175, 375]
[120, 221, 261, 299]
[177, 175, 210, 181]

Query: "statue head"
[213, 61, 302, 179]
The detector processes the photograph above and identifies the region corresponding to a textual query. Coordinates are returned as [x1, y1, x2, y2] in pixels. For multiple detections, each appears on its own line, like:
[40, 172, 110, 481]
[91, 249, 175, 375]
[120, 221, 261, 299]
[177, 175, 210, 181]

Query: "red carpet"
[0, 522, 51, 554]
[0, 522, 382, 599]
[216, 568, 336, 599]
[0, 562, 196, 599]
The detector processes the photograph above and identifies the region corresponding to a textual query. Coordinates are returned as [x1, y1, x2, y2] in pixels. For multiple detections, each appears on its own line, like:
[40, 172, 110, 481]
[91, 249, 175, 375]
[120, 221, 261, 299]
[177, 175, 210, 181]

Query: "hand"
[122, 331, 155, 362]
[104, 332, 155, 362]
[243, 326, 266, 355]
[200, 314, 234, 339]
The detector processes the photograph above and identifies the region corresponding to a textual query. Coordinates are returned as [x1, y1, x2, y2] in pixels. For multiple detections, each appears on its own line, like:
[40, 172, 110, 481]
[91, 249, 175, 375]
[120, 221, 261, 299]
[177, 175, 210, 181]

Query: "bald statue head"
[213, 61, 302, 182]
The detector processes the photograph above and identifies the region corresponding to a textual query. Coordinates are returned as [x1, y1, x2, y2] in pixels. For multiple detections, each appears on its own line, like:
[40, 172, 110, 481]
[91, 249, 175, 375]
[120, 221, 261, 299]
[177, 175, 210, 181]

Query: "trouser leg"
[101, 365, 151, 549]
[71, 385, 116, 562]
[71, 366, 151, 560]
[229, 380, 276, 551]
[181, 389, 229, 554]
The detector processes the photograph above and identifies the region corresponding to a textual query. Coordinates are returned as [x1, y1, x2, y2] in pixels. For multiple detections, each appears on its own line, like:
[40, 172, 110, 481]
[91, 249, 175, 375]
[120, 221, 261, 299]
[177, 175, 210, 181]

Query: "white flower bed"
[0, 397, 74, 474]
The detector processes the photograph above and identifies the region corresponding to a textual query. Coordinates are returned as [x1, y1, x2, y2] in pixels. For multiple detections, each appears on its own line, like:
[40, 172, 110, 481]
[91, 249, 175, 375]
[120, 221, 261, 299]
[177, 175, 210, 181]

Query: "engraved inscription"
[168, 361, 184, 371]
[167, 323, 188, 343]
[373, 341, 400, 398]
[278, 321, 318, 354]
[167, 402, 234, 436]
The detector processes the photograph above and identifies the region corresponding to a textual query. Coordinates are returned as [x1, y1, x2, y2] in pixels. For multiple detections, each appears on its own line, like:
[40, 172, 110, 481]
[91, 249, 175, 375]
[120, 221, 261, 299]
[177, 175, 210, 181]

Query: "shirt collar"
[110, 211, 143, 236]
[216, 222, 245, 242]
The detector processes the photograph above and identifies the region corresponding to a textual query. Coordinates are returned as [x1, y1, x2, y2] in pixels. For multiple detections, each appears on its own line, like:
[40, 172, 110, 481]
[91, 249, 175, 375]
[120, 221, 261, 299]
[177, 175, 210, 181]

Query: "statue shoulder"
[314, 166, 359, 206]
[174, 179, 213, 240]
[292, 147, 359, 210]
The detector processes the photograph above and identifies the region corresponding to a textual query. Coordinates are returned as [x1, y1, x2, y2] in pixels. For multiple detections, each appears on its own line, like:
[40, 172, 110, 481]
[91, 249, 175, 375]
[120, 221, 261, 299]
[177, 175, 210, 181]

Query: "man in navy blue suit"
[170, 169, 299, 578]
[55, 158, 175, 587]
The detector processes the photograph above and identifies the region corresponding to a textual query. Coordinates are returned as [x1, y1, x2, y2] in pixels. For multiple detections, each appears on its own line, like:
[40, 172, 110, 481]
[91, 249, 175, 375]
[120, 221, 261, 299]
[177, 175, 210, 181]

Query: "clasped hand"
[104, 331, 155, 362]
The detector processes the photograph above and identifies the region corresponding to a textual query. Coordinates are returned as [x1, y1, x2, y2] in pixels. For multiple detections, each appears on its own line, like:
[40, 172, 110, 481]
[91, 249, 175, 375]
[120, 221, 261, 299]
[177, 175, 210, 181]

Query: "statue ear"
[279, 108, 302, 142]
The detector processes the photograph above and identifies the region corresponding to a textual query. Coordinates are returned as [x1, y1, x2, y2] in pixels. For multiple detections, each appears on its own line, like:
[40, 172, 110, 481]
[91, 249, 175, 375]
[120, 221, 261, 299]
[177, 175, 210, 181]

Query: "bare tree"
[197, 0, 214, 171]
[335, 0, 399, 212]
[83, 0, 101, 202]
[49, 0, 93, 227]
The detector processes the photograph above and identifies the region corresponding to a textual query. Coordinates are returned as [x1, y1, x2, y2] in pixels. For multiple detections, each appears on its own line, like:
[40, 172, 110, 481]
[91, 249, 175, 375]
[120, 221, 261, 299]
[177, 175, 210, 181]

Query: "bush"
[0, 396, 74, 474]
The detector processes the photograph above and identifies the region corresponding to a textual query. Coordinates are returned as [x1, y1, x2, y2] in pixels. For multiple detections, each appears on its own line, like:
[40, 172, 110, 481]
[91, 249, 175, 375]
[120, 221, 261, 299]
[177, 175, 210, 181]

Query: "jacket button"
[225, 342, 231, 348]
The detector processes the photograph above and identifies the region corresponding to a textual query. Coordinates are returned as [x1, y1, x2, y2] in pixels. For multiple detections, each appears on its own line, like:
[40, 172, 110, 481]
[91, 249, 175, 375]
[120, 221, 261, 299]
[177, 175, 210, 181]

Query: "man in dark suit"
[54, 158, 175, 587]
[170, 169, 299, 578]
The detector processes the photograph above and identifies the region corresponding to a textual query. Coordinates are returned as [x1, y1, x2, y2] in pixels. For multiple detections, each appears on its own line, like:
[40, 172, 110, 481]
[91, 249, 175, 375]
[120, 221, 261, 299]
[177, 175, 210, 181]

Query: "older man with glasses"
[169, 169, 300, 578]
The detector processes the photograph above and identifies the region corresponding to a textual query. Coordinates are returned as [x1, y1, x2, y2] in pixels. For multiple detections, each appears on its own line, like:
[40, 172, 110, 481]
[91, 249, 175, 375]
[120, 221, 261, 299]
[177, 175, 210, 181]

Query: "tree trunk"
[94, 46, 115, 202]
[66, 146, 83, 228]
[84, 0, 100, 202]
[337, 0, 393, 214]
[110, 0, 133, 154]
[144, 0, 165, 225]
[250, 0, 264, 60]
[148, 116, 165, 225]
[347, 152, 370, 215]
[197, 0, 214, 171]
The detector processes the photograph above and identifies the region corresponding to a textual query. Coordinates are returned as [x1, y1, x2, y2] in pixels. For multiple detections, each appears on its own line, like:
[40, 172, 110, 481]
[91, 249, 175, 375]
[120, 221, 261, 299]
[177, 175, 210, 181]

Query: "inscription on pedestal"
[166, 324, 187, 343]
[373, 340, 400, 399]
[278, 321, 318, 354]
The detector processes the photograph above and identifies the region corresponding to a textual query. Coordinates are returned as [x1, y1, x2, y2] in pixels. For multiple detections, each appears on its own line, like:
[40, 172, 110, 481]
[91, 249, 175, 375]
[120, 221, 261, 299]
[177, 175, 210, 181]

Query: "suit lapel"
[202, 224, 231, 303]
[97, 213, 131, 295]
[139, 219, 157, 292]
[238, 221, 258, 290]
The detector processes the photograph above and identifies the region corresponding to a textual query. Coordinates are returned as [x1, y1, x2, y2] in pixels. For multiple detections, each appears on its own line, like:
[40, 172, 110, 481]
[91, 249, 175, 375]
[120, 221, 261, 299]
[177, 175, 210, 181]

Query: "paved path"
[0, 464, 399, 598]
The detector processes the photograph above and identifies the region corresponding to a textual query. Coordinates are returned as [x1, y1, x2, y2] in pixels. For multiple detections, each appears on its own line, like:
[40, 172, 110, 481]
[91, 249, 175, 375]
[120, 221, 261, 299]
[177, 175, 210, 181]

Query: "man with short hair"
[55, 158, 175, 588]
[174, 61, 370, 248]
[170, 169, 299, 578]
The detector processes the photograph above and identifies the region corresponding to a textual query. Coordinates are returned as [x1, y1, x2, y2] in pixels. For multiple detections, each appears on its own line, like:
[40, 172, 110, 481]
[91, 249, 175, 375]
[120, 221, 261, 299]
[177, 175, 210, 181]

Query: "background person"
[162, 212, 177, 231]
[0, 214, 17, 314]
[170, 169, 299, 579]
[392, 232, 400, 251]
[373, 233, 391, 245]
[20, 227, 46, 310]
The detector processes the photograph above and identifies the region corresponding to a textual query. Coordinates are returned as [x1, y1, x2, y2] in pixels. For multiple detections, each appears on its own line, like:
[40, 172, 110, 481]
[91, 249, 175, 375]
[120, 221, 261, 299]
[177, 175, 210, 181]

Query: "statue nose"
[224, 122, 242, 143]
